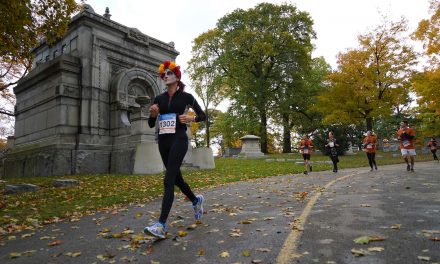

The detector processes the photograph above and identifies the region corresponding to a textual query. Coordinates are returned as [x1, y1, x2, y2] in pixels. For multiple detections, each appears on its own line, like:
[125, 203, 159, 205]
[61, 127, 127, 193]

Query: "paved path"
[1, 162, 439, 263]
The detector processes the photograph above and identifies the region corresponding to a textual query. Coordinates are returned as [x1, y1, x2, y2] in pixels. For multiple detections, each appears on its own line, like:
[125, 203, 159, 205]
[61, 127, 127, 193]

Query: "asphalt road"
[1, 161, 439, 264]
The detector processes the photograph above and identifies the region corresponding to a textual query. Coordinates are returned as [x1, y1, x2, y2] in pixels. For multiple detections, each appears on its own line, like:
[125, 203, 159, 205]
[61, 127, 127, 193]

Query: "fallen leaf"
[390, 224, 401, 229]
[187, 224, 197, 230]
[418, 256, 431, 261]
[197, 248, 205, 256]
[360, 204, 371, 207]
[122, 228, 134, 235]
[66, 252, 82, 257]
[219, 251, 230, 258]
[252, 260, 263, 263]
[178, 231, 188, 237]
[9, 252, 21, 258]
[243, 250, 251, 257]
[48, 240, 63, 246]
[135, 212, 143, 218]
[146, 245, 154, 255]
[256, 248, 271, 252]
[21, 233, 34, 238]
[353, 235, 385, 244]
[368, 247, 384, 252]
[429, 237, 440, 241]
[238, 220, 253, 224]
[351, 248, 369, 257]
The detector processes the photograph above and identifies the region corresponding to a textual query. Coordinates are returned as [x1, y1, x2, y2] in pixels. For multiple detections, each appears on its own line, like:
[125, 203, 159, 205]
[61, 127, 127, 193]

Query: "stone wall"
[4, 6, 179, 177]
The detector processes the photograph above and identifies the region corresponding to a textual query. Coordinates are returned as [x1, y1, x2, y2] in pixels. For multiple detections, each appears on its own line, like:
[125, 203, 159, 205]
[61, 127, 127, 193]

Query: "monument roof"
[240, 135, 261, 140]
[31, 4, 178, 56]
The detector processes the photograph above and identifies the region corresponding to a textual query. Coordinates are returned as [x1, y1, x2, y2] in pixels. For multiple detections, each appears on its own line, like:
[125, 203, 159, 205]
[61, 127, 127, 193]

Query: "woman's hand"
[149, 104, 159, 118]
[178, 114, 195, 124]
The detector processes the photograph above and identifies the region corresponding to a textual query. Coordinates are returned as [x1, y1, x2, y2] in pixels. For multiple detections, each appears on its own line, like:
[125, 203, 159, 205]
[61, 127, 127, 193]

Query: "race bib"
[329, 142, 334, 148]
[159, 113, 177, 134]
[303, 148, 309, 154]
[431, 146, 437, 150]
[366, 143, 373, 149]
[402, 140, 410, 147]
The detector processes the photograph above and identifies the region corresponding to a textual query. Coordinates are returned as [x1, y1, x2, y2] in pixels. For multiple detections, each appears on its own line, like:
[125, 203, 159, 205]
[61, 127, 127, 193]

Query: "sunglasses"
[164, 70, 175, 76]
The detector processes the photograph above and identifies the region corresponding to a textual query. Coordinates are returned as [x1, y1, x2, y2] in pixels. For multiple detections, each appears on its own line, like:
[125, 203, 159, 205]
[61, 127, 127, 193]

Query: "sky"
[86, 0, 431, 70]
[84, 0, 432, 114]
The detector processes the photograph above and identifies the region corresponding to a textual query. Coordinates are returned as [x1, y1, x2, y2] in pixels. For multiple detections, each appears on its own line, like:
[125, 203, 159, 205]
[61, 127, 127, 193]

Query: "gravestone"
[239, 135, 264, 158]
[3, 5, 180, 177]
[53, 179, 80, 187]
[5, 184, 39, 194]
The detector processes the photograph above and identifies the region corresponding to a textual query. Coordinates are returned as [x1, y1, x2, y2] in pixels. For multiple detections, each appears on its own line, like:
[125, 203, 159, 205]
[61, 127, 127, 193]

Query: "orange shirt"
[363, 135, 377, 153]
[300, 139, 313, 154]
[397, 127, 416, 149]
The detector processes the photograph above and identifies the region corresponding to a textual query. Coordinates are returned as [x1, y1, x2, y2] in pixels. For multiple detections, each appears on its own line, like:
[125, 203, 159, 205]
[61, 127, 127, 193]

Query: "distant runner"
[299, 135, 313, 175]
[396, 120, 416, 172]
[363, 131, 378, 171]
[427, 137, 439, 162]
[325, 131, 340, 173]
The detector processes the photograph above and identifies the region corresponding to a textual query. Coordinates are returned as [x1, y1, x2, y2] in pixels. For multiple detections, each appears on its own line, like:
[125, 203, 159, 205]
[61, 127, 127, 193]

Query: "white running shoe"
[193, 194, 204, 220]
[143, 222, 166, 239]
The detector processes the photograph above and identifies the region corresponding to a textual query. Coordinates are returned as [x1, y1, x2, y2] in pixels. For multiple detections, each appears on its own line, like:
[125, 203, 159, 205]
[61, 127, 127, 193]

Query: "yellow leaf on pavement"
[368, 247, 384, 252]
[178, 231, 188, 237]
[9, 252, 21, 258]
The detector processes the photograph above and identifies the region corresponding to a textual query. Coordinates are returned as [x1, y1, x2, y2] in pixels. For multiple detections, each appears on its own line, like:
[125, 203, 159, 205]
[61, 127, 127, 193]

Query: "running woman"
[144, 61, 206, 238]
[363, 131, 378, 171]
[427, 137, 439, 162]
[299, 135, 313, 174]
[396, 120, 416, 172]
[325, 131, 340, 173]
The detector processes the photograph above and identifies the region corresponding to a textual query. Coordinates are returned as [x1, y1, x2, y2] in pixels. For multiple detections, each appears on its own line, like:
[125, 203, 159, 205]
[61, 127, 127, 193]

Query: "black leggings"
[158, 133, 196, 224]
[330, 155, 338, 171]
[431, 149, 438, 160]
[366, 152, 377, 169]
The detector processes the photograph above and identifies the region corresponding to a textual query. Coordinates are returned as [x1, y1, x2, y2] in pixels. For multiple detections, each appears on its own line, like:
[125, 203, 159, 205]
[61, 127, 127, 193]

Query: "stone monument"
[3, 5, 180, 177]
[239, 135, 264, 158]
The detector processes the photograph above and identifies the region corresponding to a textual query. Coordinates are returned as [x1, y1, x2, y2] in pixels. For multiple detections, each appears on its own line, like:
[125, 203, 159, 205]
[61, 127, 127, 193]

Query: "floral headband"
[158, 61, 181, 80]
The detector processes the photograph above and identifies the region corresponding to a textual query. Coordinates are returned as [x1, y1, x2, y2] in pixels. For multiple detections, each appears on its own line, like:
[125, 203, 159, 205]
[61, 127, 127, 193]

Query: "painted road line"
[276, 171, 362, 264]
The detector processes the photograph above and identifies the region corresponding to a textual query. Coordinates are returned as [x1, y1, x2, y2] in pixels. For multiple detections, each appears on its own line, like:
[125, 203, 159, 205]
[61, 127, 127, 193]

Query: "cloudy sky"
[86, 0, 430, 67]
[83, 0, 432, 114]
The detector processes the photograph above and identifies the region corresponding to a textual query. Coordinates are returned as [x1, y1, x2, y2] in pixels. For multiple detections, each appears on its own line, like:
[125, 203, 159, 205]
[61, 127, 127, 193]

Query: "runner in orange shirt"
[299, 135, 313, 175]
[396, 120, 416, 172]
[363, 131, 378, 171]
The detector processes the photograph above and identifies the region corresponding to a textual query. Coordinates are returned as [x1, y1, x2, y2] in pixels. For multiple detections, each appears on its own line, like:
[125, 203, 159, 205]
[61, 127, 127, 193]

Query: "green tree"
[187, 29, 226, 147]
[0, 0, 80, 106]
[412, 0, 440, 136]
[316, 18, 417, 131]
[194, 3, 315, 153]
[275, 56, 331, 152]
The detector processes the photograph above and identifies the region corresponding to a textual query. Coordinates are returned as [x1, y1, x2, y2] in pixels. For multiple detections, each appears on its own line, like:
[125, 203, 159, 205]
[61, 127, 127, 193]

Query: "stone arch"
[111, 68, 160, 110]
[111, 68, 160, 126]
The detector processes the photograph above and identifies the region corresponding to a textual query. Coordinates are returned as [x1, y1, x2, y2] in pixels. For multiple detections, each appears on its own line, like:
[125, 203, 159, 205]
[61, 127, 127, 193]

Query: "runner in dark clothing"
[427, 137, 439, 162]
[325, 131, 340, 172]
[144, 61, 206, 238]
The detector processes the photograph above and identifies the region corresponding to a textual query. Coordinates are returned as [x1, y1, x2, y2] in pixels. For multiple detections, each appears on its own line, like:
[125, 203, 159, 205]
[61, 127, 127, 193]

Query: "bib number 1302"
[159, 113, 176, 134]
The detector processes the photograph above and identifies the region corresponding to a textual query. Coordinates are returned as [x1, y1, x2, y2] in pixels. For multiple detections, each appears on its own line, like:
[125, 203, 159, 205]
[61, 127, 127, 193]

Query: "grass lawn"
[0, 151, 434, 233]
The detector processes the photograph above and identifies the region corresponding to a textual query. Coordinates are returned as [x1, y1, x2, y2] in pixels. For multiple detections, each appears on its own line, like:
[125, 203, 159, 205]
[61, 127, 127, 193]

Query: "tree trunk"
[366, 117, 373, 131]
[282, 113, 291, 153]
[259, 111, 268, 153]
[205, 109, 210, 147]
